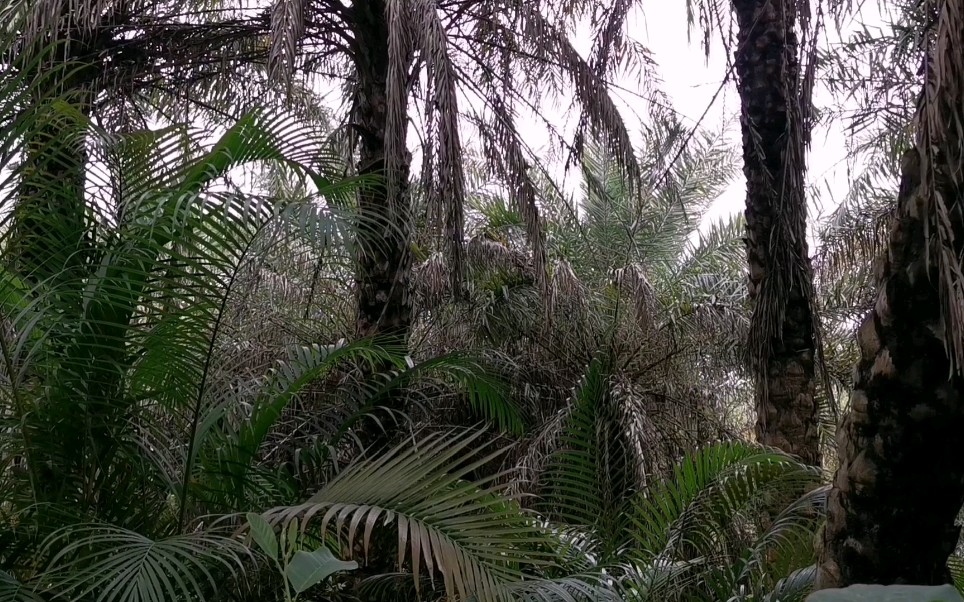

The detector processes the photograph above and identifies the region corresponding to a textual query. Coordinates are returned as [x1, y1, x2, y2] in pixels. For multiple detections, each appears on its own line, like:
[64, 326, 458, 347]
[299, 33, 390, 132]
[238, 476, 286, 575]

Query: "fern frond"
[262, 429, 552, 601]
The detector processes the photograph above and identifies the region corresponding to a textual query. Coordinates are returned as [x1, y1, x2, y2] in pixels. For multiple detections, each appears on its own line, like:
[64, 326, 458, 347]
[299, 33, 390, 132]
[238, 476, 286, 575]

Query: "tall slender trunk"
[732, 0, 821, 466]
[817, 0, 964, 585]
[346, 1, 414, 457]
[351, 0, 413, 347]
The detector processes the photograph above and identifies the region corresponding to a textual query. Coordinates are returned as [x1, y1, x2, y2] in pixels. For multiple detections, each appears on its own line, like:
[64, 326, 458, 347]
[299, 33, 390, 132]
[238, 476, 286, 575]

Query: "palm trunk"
[815, 151, 964, 588]
[732, 0, 821, 466]
[345, 1, 414, 459]
[351, 0, 413, 347]
[817, 0, 964, 582]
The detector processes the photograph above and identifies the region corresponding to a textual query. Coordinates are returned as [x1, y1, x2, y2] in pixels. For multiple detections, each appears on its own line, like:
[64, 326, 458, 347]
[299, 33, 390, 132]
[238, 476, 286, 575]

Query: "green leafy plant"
[245, 513, 358, 600]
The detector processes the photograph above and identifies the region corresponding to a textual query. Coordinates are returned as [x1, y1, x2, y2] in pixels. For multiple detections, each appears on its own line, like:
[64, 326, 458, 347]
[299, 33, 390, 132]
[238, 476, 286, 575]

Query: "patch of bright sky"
[517, 1, 886, 242]
[645, 2, 887, 235]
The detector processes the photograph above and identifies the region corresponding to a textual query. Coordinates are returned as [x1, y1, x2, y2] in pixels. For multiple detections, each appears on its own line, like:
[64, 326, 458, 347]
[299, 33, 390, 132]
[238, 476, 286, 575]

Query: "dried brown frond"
[914, 0, 964, 373]
[612, 262, 657, 331]
[547, 257, 591, 327]
[413, 0, 467, 299]
[514, 6, 642, 190]
[482, 97, 549, 299]
[413, 251, 450, 310]
[384, 0, 413, 209]
[467, 236, 527, 273]
[268, 0, 306, 90]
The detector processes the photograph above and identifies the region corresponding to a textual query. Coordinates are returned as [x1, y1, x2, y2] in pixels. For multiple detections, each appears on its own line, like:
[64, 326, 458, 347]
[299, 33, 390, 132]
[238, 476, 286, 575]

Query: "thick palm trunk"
[351, 0, 413, 346]
[346, 1, 414, 458]
[732, 0, 821, 466]
[817, 0, 964, 583]
[815, 149, 964, 588]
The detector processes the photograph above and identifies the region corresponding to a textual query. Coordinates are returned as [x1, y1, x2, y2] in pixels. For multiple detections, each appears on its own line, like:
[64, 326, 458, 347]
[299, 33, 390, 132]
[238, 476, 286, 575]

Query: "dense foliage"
[1, 0, 962, 600]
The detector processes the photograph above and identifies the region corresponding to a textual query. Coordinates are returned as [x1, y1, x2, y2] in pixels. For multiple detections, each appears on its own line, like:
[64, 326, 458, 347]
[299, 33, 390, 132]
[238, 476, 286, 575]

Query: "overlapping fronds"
[912, 0, 964, 374]
[196, 339, 399, 509]
[559, 116, 737, 280]
[389, 351, 528, 436]
[0, 98, 382, 580]
[1, 0, 278, 133]
[529, 355, 717, 564]
[536, 358, 632, 532]
[261, 428, 551, 602]
[0, 571, 42, 602]
[629, 442, 823, 600]
[819, 0, 927, 159]
[503, 574, 623, 602]
[480, 98, 550, 298]
[36, 525, 250, 602]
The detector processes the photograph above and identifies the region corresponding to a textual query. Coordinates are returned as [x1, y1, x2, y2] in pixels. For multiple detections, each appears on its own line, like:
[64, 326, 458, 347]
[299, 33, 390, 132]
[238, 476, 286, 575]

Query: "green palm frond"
[393, 352, 528, 437]
[503, 575, 622, 602]
[262, 428, 551, 602]
[194, 339, 398, 510]
[559, 116, 737, 279]
[535, 357, 640, 557]
[0, 570, 43, 602]
[762, 564, 816, 602]
[628, 442, 823, 600]
[632, 442, 816, 555]
[38, 525, 251, 602]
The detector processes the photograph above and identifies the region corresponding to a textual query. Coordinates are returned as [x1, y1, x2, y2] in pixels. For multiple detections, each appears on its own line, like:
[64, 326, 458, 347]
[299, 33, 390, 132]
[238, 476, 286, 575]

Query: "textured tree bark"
[351, 0, 413, 347]
[815, 157, 964, 587]
[816, 0, 964, 587]
[345, 1, 415, 460]
[732, 0, 821, 466]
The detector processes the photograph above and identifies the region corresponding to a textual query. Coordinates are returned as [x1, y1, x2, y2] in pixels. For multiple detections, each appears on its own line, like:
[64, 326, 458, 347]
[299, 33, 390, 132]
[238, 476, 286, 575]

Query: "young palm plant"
[413, 110, 751, 470]
[0, 95, 566, 601]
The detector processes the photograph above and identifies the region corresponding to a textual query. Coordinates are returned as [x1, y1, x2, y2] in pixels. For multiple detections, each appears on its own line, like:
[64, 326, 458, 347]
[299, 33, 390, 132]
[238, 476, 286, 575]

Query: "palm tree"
[404, 113, 759, 520]
[0, 100, 563, 602]
[728, 0, 824, 467]
[0, 0, 293, 291]
[264, 0, 649, 349]
[816, 0, 964, 588]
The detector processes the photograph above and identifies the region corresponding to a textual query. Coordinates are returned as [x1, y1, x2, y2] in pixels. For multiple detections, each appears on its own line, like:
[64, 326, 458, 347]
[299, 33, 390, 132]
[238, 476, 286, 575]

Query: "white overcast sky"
[637, 2, 884, 233]
[406, 0, 890, 245]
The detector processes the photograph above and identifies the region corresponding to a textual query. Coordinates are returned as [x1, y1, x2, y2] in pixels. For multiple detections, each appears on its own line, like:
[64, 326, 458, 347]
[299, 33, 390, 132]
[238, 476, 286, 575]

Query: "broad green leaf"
[284, 546, 358, 594]
[246, 513, 278, 560]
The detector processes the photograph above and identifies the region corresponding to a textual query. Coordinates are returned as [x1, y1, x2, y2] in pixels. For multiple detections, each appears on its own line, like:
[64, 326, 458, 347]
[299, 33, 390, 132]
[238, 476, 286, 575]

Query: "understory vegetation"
[2, 0, 963, 600]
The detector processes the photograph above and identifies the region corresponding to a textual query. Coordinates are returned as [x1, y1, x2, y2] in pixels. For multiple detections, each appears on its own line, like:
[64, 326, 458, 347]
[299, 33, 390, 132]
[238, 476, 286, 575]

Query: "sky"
[637, 2, 878, 231]
[480, 0, 888, 243]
